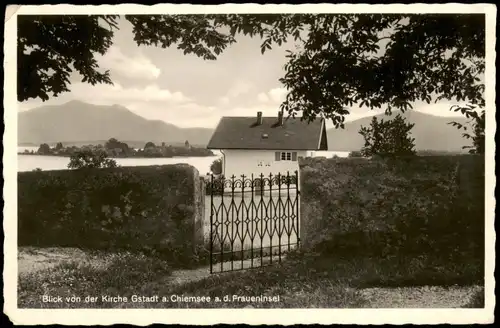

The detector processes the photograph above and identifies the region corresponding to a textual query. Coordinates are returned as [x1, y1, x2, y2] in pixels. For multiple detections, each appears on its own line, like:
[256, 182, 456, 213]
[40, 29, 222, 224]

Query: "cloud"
[218, 97, 230, 105]
[147, 103, 291, 128]
[414, 101, 477, 117]
[227, 80, 253, 98]
[268, 87, 288, 103]
[18, 81, 218, 128]
[218, 79, 253, 104]
[222, 104, 293, 119]
[257, 92, 270, 103]
[257, 87, 287, 104]
[125, 101, 219, 128]
[18, 82, 192, 116]
[67, 82, 191, 104]
[96, 46, 161, 81]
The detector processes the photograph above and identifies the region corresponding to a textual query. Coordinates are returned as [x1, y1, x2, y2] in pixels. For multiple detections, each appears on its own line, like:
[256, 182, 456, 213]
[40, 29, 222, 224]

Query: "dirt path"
[18, 247, 111, 275]
[17, 246, 219, 286]
[168, 255, 284, 286]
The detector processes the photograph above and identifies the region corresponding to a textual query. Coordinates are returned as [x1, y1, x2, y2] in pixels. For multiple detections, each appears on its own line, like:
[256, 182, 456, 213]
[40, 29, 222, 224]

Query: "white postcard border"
[3, 3, 496, 325]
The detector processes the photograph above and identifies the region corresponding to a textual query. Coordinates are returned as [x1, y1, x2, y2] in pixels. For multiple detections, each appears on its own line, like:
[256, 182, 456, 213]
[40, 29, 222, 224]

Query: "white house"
[207, 111, 328, 181]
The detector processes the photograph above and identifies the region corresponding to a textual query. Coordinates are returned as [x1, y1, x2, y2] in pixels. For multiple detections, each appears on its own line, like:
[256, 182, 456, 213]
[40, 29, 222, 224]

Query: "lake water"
[17, 147, 349, 173]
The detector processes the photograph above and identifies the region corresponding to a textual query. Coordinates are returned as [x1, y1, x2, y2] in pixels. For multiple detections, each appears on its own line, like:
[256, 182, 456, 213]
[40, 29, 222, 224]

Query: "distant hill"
[327, 110, 472, 152]
[18, 100, 214, 147]
[18, 101, 473, 153]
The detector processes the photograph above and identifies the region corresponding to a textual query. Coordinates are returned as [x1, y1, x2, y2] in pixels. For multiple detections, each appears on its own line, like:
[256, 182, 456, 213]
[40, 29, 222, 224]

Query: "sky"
[18, 16, 470, 129]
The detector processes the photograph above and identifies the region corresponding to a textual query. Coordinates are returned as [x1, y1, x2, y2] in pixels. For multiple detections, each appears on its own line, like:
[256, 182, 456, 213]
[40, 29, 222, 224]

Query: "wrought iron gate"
[207, 171, 300, 273]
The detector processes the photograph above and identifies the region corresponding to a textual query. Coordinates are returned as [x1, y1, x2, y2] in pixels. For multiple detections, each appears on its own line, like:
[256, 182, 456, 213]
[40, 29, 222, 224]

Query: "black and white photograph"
[3, 3, 495, 325]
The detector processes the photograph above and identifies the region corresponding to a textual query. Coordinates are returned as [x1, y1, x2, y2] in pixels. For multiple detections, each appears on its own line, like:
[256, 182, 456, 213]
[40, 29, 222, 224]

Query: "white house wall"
[222, 149, 306, 179]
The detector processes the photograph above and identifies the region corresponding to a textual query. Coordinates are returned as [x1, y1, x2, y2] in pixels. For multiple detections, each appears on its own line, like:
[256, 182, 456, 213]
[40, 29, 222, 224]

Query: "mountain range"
[326, 110, 472, 152]
[18, 101, 214, 148]
[18, 100, 472, 152]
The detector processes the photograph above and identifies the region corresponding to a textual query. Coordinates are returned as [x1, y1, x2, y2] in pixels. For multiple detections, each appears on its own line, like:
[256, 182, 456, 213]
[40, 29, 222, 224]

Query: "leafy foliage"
[18, 165, 200, 264]
[278, 14, 485, 126]
[67, 149, 118, 169]
[448, 104, 485, 154]
[209, 157, 223, 175]
[144, 141, 156, 149]
[19, 14, 485, 127]
[104, 137, 132, 156]
[300, 156, 484, 284]
[348, 150, 364, 158]
[31, 138, 214, 158]
[17, 15, 117, 102]
[136, 142, 213, 158]
[37, 143, 51, 154]
[17, 14, 238, 102]
[359, 114, 416, 158]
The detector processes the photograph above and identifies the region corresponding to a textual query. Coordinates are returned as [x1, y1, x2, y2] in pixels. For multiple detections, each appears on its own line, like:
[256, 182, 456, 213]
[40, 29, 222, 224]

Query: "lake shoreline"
[17, 152, 222, 174]
[17, 148, 351, 173]
[17, 152, 215, 159]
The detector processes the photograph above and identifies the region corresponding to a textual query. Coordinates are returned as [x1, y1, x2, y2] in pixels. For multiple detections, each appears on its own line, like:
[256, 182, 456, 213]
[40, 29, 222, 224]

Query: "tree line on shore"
[23, 138, 214, 158]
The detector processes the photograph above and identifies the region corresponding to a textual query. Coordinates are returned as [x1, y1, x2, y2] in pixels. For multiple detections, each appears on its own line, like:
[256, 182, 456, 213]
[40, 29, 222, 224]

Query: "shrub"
[68, 149, 118, 169]
[205, 175, 224, 195]
[37, 143, 51, 155]
[144, 141, 156, 149]
[209, 158, 222, 175]
[417, 149, 463, 156]
[18, 164, 201, 266]
[299, 155, 484, 284]
[348, 150, 363, 158]
[359, 114, 416, 158]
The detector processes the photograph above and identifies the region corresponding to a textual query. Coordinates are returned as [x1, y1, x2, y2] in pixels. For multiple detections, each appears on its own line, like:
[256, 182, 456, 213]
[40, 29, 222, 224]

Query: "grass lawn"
[151, 251, 483, 308]
[18, 249, 172, 308]
[18, 247, 483, 309]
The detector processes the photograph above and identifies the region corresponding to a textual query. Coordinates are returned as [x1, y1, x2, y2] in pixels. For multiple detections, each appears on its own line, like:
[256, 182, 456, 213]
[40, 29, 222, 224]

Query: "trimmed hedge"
[18, 164, 203, 264]
[299, 155, 485, 283]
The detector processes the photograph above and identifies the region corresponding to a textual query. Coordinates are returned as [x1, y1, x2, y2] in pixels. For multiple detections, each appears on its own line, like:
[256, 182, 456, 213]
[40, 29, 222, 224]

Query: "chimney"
[277, 110, 284, 126]
[256, 111, 263, 125]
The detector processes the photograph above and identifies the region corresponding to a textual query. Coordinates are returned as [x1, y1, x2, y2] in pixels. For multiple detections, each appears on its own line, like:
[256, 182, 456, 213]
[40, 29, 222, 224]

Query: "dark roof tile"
[207, 116, 328, 150]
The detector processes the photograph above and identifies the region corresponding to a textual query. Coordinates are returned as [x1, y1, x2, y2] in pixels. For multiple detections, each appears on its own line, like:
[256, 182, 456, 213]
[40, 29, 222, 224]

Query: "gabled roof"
[207, 116, 328, 150]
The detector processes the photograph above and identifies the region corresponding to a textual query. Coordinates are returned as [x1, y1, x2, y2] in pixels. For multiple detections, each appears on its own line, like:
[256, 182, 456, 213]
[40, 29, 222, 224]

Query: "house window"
[280, 152, 292, 161]
[275, 151, 298, 162]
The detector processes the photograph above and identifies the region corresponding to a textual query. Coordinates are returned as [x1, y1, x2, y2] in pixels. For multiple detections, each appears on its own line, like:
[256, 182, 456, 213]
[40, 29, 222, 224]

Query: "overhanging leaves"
[18, 13, 485, 130]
